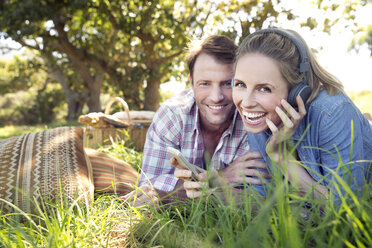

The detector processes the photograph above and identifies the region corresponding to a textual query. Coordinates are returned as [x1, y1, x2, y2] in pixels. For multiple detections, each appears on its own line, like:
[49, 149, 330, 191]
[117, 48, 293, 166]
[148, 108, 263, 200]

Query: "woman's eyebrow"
[233, 78, 243, 83]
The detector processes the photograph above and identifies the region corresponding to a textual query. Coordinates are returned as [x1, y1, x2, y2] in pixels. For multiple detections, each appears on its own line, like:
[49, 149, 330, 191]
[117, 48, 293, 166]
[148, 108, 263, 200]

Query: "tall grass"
[0, 127, 371, 247]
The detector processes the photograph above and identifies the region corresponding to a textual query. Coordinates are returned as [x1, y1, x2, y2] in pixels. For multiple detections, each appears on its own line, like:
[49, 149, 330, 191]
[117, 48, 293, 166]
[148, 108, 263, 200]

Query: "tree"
[0, 0, 103, 120]
[351, 25, 372, 55]
[1, 0, 367, 121]
[0, 0, 212, 114]
[0, 57, 65, 125]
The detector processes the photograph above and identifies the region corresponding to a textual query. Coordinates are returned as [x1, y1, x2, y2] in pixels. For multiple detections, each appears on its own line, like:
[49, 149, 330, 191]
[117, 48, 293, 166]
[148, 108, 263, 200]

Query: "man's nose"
[210, 86, 224, 102]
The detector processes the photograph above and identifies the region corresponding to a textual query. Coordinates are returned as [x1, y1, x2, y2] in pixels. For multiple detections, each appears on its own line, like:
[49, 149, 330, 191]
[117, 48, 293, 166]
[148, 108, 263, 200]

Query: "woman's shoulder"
[308, 90, 354, 117]
[306, 90, 370, 130]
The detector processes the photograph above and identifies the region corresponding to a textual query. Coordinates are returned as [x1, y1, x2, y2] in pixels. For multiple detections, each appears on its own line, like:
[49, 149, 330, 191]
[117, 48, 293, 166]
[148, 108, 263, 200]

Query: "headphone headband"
[242, 28, 310, 78]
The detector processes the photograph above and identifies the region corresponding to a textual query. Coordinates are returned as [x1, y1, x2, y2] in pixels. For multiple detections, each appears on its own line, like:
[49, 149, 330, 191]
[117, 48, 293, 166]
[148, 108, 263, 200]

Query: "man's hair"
[187, 35, 237, 78]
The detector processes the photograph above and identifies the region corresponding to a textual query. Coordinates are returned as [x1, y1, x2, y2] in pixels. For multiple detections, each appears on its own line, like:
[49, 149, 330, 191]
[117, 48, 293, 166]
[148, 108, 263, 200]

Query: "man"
[123, 35, 269, 206]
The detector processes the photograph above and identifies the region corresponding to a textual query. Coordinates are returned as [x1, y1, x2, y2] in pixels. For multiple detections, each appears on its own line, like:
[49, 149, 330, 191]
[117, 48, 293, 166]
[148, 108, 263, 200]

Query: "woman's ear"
[189, 75, 192, 85]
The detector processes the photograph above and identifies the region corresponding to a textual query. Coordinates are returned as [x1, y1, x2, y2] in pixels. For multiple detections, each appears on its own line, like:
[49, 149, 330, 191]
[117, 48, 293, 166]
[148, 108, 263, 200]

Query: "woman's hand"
[218, 151, 271, 186]
[265, 96, 306, 164]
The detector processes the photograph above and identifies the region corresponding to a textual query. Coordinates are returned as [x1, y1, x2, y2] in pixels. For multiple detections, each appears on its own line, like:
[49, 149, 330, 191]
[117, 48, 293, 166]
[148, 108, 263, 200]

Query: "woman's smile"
[241, 110, 267, 126]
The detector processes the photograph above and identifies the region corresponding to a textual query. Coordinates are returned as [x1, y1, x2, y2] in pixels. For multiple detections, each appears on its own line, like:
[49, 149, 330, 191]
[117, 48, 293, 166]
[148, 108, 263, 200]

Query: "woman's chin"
[243, 123, 267, 134]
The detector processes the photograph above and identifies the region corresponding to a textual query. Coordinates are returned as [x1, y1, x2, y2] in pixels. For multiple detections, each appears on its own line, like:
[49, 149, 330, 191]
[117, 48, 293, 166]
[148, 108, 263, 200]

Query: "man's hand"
[171, 157, 209, 199]
[119, 185, 159, 208]
[218, 151, 271, 186]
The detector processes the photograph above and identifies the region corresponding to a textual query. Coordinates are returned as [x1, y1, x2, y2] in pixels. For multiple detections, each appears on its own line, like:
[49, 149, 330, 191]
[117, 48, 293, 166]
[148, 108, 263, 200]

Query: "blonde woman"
[231, 28, 372, 204]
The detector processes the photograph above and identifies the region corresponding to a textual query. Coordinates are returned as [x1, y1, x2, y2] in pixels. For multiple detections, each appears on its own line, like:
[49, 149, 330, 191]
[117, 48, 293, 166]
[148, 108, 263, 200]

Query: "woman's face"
[233, 53, 289, 133]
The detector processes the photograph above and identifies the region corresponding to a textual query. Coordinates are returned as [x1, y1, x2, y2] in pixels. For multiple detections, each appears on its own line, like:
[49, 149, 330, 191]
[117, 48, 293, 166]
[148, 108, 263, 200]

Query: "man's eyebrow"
[195, 79, 211, 83]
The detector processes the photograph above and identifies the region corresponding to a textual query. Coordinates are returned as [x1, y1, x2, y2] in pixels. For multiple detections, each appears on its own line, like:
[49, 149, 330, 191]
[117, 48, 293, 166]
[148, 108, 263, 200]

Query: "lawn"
[0, 125, 371, 247]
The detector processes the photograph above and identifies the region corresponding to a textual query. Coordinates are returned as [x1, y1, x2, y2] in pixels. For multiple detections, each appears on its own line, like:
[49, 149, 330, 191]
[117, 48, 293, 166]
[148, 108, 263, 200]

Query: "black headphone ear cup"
[287, 81, 312, 107]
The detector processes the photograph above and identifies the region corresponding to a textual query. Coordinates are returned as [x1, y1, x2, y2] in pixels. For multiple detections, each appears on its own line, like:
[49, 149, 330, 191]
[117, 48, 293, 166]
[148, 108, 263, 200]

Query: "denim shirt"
[247, 90, 372, 203]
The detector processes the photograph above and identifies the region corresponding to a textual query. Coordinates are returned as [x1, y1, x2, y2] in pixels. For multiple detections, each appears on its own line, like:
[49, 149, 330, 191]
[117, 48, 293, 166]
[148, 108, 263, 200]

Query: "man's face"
[191, 53, 235, 132]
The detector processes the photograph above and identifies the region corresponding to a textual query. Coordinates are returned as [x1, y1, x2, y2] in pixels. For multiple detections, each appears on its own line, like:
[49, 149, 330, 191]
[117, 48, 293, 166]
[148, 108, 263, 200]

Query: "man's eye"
[223, 81, 232, 87]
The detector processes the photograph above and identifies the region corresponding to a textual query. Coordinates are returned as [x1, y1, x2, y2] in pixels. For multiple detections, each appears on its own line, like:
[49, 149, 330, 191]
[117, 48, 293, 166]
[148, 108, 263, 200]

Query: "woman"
[231, 28, 372, 204]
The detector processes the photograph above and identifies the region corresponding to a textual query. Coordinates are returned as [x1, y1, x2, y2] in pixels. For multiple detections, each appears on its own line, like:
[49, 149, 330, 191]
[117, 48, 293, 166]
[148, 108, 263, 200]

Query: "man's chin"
[205, 116, 232, 127]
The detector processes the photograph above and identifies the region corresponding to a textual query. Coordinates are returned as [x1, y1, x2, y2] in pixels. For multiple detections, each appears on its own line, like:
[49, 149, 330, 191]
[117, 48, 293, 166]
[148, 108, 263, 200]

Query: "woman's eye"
[259, 87, 271, 93]
[234, 82, 246, 88]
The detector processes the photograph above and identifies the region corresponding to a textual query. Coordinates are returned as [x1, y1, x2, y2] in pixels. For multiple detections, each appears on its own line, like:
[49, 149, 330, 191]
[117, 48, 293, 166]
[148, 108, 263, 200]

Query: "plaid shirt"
[139, 89, 249, 192]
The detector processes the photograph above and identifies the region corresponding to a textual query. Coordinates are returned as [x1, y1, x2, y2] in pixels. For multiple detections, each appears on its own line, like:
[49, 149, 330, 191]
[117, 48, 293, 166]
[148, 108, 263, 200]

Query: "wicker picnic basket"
[80, 97, 154, 150]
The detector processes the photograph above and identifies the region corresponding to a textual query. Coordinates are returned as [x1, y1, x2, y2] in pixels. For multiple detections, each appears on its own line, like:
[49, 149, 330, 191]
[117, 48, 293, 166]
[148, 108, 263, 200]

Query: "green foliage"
[0, 84, 66, 126]
[351, 24, 372, 55]
[2, 0, 365, 120]
[0, 0, 214, 113]
[0, 58, 45, 94]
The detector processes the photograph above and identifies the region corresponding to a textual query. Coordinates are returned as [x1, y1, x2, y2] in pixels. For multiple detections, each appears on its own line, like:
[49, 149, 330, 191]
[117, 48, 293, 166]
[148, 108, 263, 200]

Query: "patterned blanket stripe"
[21, 132, 36, 212]
[0, 137, 17, 212]
[15, 133, 29, 212]
[0, 127, 93, 213]
[33, 130, 43, 203]
[85, 148, 138, 193]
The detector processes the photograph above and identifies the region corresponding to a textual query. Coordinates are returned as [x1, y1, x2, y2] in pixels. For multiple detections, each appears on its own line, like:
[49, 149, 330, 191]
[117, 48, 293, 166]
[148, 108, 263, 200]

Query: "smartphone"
[167, 147, 199, 179]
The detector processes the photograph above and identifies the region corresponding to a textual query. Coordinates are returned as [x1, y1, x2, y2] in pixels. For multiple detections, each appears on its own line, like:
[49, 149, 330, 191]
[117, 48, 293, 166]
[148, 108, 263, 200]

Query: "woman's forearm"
[269, 150, 329, 201]
[287, 159, 329, 200]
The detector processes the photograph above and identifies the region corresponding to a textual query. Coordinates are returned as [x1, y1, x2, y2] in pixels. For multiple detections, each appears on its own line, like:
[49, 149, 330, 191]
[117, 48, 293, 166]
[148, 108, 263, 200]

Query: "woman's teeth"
[242, 111, 266, 124]
[243, 111, 265, 119]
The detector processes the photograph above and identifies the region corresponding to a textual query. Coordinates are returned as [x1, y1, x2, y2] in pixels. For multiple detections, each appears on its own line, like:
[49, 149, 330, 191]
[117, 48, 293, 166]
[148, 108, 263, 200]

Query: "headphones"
[241, 28, 312, 108]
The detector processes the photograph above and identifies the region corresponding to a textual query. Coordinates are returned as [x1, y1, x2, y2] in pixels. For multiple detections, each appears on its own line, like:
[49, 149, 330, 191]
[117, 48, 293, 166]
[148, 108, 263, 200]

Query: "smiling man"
[136, 35, 270, 205]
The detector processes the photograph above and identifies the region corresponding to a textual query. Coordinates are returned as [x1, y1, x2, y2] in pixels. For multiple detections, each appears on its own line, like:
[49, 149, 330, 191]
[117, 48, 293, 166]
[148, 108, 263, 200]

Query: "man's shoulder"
[160, 88, 195, 113]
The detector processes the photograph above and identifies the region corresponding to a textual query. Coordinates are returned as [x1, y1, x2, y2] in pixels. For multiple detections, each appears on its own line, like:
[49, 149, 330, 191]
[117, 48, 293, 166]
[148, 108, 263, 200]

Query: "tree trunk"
[144, 78, 161, 111]
[66, 92, 86, 121]
[86, 73, 104, 112]
[45, 59, 88, 121]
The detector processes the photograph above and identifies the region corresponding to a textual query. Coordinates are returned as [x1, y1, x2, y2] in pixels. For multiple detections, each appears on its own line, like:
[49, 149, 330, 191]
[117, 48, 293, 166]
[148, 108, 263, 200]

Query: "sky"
[161, 0, 372, 94]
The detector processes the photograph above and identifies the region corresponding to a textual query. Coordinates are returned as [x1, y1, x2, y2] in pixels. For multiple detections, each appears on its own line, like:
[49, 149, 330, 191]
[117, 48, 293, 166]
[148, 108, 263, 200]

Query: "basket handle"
[104, 97, 132, 125]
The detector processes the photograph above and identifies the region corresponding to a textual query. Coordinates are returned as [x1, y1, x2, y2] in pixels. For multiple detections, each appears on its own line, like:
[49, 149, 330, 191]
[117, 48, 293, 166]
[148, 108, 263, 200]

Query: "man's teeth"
[209, 105, 224, 110]
[243, 111, 265, 119]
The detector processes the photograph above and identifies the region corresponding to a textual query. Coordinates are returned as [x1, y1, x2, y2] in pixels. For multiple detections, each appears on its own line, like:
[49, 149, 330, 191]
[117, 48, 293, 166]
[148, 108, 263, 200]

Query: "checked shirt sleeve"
[139, 104, 183, 192]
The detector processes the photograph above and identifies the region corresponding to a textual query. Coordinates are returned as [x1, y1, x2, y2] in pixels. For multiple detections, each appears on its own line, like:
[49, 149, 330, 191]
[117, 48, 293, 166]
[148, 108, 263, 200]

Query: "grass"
[0, 125, 371, 247]
[0, 122, 81, 139]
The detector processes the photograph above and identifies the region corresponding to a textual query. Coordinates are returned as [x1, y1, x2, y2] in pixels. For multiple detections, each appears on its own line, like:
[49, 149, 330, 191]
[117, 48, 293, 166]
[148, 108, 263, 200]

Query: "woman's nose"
[241, 91, 257, 107]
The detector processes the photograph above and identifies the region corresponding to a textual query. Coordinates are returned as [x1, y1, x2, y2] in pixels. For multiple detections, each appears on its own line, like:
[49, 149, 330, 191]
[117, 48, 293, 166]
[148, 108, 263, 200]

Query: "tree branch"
[52, 14, 123, 84]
